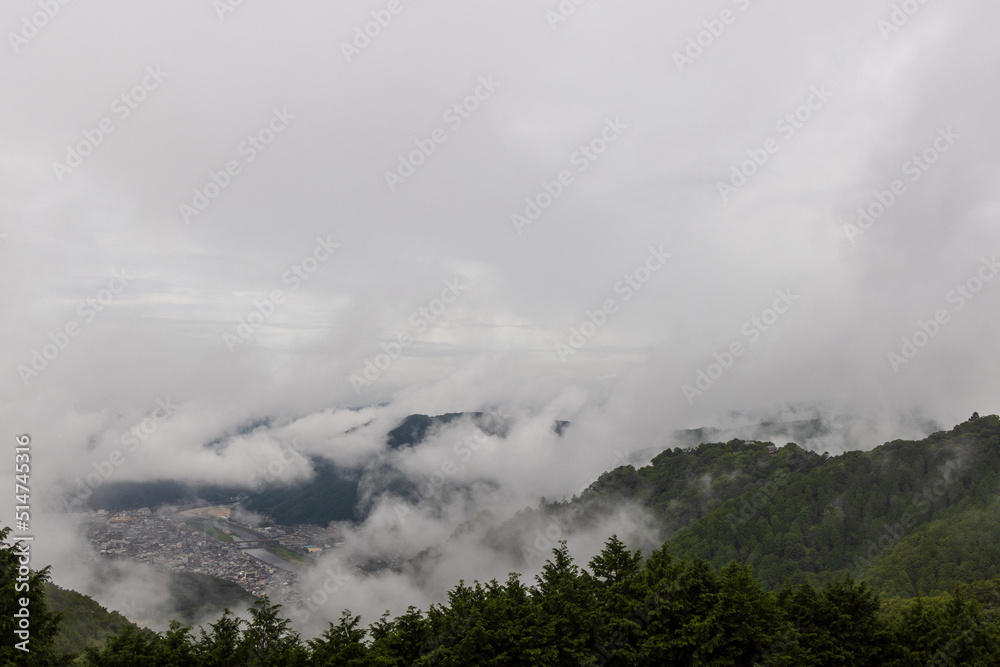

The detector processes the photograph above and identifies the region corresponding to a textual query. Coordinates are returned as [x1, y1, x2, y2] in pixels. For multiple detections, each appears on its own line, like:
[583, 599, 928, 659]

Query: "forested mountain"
[241, 413, 507, 525]
[6, 414, 1000, 664]
[77, 411, 854, 527]
[243, 459, 362, 525]
[79, 412, 509, 525]
[482, 413, 1000, 597]
[98, 412, 995, 599]
[43, 583, 135, 656]
[385, 413, 470, 449]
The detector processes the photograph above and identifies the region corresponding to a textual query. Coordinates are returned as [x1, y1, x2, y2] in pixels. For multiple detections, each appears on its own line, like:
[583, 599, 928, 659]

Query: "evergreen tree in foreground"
[6, 521, 1000, 664]
[0, 526, 71, 666]
[74, 534, 1000, 666]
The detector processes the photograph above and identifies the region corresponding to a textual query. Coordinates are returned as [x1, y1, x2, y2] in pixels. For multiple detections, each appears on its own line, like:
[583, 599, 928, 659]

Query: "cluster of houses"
[84, 509, 296, 598]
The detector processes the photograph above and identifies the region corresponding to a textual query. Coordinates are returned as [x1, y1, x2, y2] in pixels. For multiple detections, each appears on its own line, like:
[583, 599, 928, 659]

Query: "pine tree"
[0, 525, 71, 666]
[241, 596, 307, 667]
[308, 610, 369, 666]
[196, 608, 244, 667]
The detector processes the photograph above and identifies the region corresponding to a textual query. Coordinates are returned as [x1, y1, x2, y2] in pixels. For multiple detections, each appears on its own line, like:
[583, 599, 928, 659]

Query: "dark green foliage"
[197, 609, 244, 667]
[81, 623, 162, 666]
[308, 611, 369, 666]
[10, 414, 1000, 664]
[243, 459, 362, 525]
[44, 582, 134, 655]
[241, 596, 309, 666]
[8, 525, 1000, 665]
[0, 527, 72, 666]
[305, 538, 1000, 666]
[167, 571, 257, 625]
[385, 413, 467, 449]
[385, 412, 512, 450]
[81, 597, 310, 667]
[863, 494, 1000, 596]
[518, 414, 1000, 595]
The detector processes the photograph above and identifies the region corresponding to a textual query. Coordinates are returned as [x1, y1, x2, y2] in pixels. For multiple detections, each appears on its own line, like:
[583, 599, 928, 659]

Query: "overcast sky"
[3, 1, 1000, 605]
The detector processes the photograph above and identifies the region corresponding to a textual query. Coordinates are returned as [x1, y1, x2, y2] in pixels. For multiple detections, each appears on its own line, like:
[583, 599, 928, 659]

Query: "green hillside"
[63, 542, 1000, 666]
[498, 413, 999, 596]
[166, 571, 257, 626]
[386, 413, 468, 449]
[243, 458, 362, 525]
[81, 413, 490, 526]
[7, 414, 1000, 664]
[243, 412, 509, 525]
[44, 583, 135, 656]
[45, 574, 252, 657]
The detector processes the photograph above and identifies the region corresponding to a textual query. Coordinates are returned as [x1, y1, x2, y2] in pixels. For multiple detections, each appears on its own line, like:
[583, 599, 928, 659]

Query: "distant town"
[79, 505, 341, 607]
